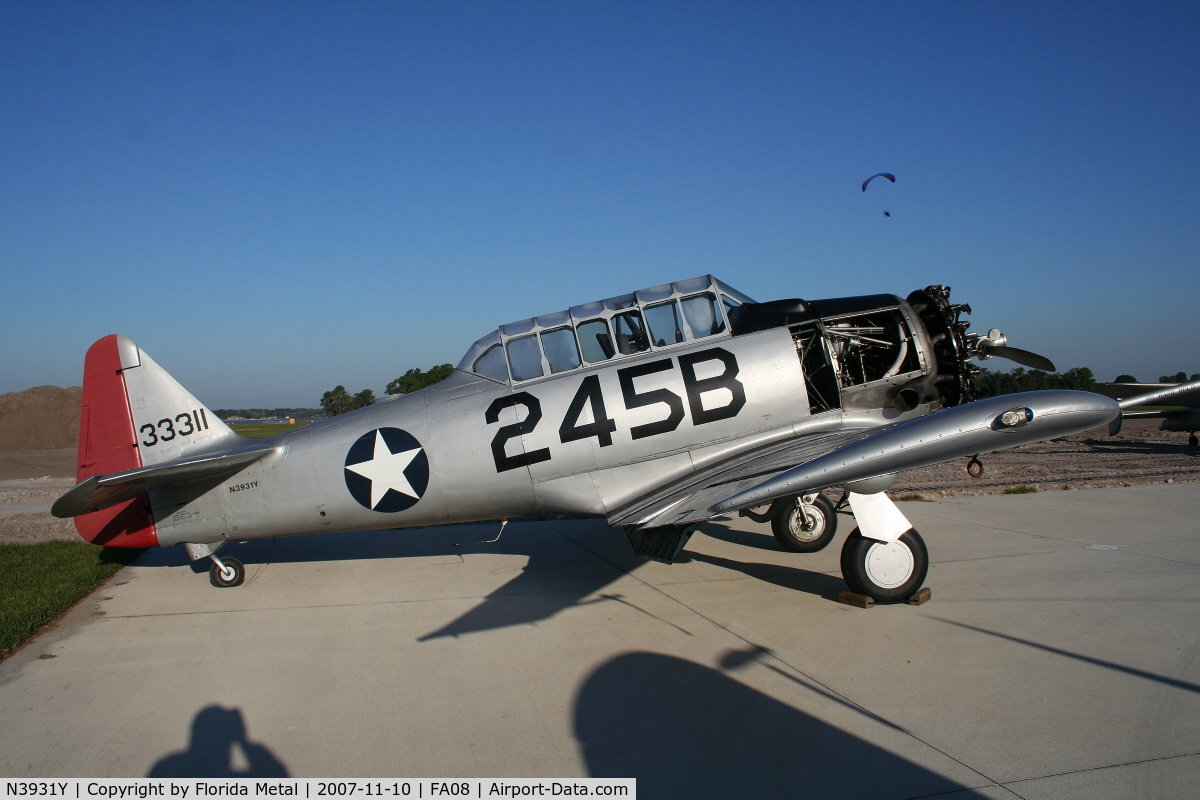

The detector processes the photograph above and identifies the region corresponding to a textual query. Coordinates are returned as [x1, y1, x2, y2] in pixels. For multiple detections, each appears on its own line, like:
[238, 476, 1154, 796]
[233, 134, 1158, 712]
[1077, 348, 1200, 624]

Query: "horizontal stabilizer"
[53, 444, 278, 518]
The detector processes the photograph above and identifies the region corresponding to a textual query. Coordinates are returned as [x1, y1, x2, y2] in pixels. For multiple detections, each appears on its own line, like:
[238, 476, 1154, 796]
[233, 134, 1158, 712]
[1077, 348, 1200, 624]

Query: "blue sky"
[2, 1, 1197, 407]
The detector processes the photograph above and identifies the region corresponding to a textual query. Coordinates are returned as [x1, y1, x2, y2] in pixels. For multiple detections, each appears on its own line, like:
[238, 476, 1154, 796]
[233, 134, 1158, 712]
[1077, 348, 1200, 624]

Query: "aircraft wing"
[608, 427, 889, 528]
[1118, 409, 1192, 420]
[51, 443, 280, 518]
[1094, 381, 1200, 408]
[1095, 378, 1200, 435]
[609, 390, 1120, 530]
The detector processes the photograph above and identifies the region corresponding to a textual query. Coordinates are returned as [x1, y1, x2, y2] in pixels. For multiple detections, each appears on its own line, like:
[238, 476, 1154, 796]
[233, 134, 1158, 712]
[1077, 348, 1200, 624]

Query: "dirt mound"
[0, 386, 82, 451]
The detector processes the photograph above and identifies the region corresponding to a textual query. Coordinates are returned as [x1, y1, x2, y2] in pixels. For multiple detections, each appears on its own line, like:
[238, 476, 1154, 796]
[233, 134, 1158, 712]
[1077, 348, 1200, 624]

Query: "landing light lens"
[999, 407, 1034, 428]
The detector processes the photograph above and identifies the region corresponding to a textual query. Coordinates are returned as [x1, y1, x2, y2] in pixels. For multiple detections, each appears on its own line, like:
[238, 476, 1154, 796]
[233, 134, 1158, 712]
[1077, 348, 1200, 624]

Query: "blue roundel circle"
[343, 427, 430, 513]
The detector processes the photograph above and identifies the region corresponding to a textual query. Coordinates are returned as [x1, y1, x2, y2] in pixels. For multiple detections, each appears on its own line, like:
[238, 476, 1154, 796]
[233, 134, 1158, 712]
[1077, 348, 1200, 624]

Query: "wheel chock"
[907, 587, 932, 606]
[838, 591, 874, 608]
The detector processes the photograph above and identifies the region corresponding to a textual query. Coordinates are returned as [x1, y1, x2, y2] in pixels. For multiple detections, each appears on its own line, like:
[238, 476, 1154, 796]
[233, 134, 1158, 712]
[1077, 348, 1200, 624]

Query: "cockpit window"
[577, 319, 615, 363]
[473, 343, 509, 382]
[681, 293, 726, 338]
[541, 327, 581, 374]
[612, 311, 650, 355]
[506, 335, 544, 382]
[645, 301, 685, 347]
[461, 277, 750, 378]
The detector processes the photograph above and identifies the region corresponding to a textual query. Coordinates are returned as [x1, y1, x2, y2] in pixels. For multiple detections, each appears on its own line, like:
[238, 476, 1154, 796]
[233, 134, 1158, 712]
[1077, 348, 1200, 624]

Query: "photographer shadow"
[147, 705, 289, 778]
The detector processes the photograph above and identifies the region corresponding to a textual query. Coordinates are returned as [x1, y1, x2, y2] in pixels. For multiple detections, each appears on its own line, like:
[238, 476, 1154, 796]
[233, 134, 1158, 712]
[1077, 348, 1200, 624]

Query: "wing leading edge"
[612, 390, 1121, 530]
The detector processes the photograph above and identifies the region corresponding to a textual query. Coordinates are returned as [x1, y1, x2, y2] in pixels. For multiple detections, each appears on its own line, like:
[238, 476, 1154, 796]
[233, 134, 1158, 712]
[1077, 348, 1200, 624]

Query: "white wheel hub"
[864, 541, 914, 589]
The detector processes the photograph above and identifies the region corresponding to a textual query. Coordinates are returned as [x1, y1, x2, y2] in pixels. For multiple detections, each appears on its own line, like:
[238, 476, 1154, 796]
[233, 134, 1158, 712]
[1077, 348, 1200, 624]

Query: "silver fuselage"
[153, 317, 934, 548]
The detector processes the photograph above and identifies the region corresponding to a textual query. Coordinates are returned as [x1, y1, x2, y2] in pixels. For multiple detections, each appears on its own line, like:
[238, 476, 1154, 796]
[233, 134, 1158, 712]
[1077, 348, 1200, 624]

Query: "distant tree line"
[1113, 371, 1200, 383]
[214, 407, 323, 420]
[975, 366, 1199, 399]
[320, 364, 455, 418]
[972, 366, 1097, 398]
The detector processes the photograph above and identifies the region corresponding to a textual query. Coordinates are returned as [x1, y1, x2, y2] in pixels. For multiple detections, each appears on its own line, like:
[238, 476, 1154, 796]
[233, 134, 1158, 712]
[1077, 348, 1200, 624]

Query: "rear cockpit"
[458, 275, 755, 384]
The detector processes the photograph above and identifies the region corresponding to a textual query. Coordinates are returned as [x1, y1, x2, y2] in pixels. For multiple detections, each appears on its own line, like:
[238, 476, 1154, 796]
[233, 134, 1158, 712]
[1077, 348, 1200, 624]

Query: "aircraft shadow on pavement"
[132, 519, 649, 639]
[416, 528, 633, 640]
[573, 650, 985, 799]
[146, 705, 289, 778]
[683, 549, 847, 601]
[690, 519, 784, 552]
[134, 519, 615, 571]
[133, 518, 849, 634]
[417, 518, 842, 639]
[687, 520, 847, 601]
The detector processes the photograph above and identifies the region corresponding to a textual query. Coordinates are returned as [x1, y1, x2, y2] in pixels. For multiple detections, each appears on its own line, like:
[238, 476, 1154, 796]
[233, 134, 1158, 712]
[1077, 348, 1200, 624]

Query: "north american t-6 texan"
[51, 276, 1200, 602]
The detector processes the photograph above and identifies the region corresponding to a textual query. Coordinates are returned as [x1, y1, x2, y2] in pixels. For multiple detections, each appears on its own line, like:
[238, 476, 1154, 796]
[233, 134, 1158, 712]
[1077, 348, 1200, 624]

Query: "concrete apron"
[2, 482, 1199, 799]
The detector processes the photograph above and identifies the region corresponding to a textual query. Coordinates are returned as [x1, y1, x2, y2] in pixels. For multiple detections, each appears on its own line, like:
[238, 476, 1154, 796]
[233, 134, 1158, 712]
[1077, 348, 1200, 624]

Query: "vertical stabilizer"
[118, 342, 242, 466]
[73, 335, 242, 547]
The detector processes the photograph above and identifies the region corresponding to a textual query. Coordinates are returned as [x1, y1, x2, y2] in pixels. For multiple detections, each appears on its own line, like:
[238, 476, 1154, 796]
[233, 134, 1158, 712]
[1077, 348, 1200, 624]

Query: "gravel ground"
[890, 418, 1200, 497]
[2, 420, 1196, 545]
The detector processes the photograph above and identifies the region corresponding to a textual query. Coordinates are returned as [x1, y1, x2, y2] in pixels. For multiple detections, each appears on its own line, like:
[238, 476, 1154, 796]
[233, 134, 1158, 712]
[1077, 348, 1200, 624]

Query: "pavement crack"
[1001, 749, 1200, 789]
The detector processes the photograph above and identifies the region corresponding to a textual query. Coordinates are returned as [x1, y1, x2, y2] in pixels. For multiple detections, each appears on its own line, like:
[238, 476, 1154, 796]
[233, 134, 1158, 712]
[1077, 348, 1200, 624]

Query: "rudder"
[75, 335, 156, 546]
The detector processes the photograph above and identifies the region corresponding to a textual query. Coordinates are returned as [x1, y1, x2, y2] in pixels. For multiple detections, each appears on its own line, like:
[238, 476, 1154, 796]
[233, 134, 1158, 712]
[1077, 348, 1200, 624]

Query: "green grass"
[231, 421, 315, 439]
[892, 493, 934, 501]
[1003, 486, 1038, 494]
[0, 542, 145, 659]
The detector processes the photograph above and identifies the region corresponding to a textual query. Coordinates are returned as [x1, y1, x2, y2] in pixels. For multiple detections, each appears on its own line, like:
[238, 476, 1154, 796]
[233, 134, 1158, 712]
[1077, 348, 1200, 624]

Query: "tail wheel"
[840, 528, 928, 603]
[209, 556, 245, 588]
[771, 493, 838, 553]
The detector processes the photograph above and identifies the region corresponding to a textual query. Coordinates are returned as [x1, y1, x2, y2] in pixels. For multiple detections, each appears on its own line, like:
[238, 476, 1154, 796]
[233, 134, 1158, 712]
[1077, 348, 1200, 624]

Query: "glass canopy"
[457, 275, 756, 383]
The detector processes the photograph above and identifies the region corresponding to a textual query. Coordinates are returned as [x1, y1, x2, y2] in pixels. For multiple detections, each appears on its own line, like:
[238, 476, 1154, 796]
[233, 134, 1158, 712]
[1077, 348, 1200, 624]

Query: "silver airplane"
[51, 276, 1200, 603]
[1095, 382, 1200, 446]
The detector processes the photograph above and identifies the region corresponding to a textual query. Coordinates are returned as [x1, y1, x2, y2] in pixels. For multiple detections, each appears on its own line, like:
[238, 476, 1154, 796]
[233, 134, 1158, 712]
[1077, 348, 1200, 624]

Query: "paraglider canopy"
[861, 172, 896, 192]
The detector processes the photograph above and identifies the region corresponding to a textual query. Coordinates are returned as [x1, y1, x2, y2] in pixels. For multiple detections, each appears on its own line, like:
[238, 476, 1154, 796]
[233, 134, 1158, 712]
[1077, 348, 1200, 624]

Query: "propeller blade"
[988, 345, 1056, 372]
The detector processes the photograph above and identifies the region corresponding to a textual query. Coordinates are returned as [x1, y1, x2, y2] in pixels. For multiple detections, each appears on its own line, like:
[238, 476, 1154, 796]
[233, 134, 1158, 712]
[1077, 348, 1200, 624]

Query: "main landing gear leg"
[839, 492, 929, 604]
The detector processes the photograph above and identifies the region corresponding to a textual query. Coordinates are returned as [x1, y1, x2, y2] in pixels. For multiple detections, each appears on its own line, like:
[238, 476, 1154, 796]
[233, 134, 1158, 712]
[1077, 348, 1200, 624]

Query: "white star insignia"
[345, 430, 423, 509]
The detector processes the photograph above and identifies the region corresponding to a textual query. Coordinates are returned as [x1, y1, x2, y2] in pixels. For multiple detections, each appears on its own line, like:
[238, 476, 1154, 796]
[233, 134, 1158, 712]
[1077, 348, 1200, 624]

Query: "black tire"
[1189, 433, 1198, 447]
[771, 493, 838, 553]
[840, 527, 928, 603]
[209, 556, 245, 588]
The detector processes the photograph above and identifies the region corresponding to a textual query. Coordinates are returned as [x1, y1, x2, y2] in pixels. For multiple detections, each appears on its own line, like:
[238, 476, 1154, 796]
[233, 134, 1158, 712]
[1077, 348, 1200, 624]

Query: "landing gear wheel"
[840, 528, 928, 604]
[772, 493, 837, 553]
[209, 556, 245, 588]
